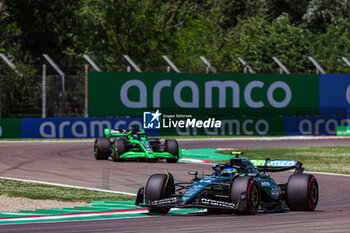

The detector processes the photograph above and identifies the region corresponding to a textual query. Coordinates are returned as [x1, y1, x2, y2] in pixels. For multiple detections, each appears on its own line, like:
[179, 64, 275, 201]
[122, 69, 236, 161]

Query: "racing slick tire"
[287, 174, 318, 211]
[230, 176, 260, 215]
[94, 138, 111, 160]
[165, 140, 179, 163]
[112, 139, 126, 162]
[145, 173, 175, 214]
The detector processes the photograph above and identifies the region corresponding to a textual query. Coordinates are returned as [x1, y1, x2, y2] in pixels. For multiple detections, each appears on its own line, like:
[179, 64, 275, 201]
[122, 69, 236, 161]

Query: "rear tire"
[165, 140, 179, 163]
[287, 174, 318, 211]
[145, 173, 174, 214]
[230, 176, 260, 215]
[94, 138, 111, 160]
[112, 139, 126, 162]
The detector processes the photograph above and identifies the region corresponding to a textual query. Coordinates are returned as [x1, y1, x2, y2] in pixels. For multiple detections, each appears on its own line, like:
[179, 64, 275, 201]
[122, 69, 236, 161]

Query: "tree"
[0, 2, 21, 56]
[302, 0, 350, 33]
[3, 0, 83, 66]
[312, 19, 350, 73]
[220, 16, 316, 73]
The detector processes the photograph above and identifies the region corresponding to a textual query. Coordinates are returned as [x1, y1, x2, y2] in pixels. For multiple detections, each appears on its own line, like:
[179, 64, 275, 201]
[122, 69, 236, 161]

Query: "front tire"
[94, 138, 111, 160]
[230, 176, 260, 215]
[112, 139, 126, 162]
[287, 174, 318, 211]
[145, 173, 174, 214]
[165, 140, 179, 163]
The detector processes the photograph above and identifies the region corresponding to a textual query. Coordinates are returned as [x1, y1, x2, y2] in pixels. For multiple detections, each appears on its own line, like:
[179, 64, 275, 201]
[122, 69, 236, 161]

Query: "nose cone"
[180, 178, 212, 202]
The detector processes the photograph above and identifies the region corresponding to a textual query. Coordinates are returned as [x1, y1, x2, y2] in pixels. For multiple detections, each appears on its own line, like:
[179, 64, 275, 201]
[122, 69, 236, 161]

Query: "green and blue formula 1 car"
[94, 128, 181, 163]
[136, 152, 318, 214]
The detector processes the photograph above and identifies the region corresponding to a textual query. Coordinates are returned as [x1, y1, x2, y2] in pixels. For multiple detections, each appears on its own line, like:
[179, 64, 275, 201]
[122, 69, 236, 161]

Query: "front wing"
[119, 151, 179, 160]
[135, 187, 248, 212]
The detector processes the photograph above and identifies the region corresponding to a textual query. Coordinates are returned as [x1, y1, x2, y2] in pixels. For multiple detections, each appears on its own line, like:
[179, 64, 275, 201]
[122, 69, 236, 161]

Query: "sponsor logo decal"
[261, 181, 270, 187]
[200, 198, 236, 208]
[250, 160, 297, 167]
[151, 197, 177, 205]
[200, 179, 212, 183]
[22, 118, 144, 138]
[120, 79, 292, 109]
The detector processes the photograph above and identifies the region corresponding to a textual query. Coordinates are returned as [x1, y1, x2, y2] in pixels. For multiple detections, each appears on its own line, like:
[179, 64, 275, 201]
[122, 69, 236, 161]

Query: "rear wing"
[250, 159, 303, 173]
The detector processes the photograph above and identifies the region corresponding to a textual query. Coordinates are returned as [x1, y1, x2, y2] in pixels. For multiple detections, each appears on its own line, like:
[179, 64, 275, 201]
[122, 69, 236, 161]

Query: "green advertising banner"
[0, 118, 21, 138]
[89, 72, 319, 117]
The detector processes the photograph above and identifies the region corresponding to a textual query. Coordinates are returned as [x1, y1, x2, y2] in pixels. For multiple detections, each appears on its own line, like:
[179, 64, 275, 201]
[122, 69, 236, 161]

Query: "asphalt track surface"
[0, 137, 350, 232]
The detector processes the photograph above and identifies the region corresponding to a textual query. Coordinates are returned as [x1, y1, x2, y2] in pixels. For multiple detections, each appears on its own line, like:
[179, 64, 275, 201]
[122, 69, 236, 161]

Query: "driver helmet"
[221, 167, 238, 177]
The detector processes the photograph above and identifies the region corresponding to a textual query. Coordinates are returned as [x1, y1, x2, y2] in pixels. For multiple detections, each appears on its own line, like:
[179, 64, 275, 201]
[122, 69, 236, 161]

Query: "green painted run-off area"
[0, 201, 201, 224]
[182, 148, 235, 162]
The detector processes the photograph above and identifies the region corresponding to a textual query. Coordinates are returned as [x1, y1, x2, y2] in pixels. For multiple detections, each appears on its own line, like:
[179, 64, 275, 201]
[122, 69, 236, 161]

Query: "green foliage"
[220, 16, 316, 73]
[0, 2, 39, 117]
[302, 0, 350, 33]
[2, 0, 350, 73]
[3, 0, 83, 60]
[0, 65, 39, 118]
[172, 17, 219, 72]
[0, 3, 21, 55]
[312, 19, 350, 73]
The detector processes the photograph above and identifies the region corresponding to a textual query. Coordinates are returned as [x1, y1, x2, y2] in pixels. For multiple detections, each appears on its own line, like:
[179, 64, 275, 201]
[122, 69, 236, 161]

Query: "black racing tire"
[112, 139, 126, 162]
[287, 174, 318, 211]
[94, 138, 111, 160]
[145, 173, 174, 214]
[230, 176, 260, 215]
[165, 140, 179, 163]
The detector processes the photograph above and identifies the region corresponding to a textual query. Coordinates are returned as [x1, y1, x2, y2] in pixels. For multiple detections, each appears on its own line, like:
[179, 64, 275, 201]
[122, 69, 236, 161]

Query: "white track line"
[0, 209, 149, 222]
[304, 171, 350, 177]
[0, 208, 205, 225]
[0, 177, 136, 196]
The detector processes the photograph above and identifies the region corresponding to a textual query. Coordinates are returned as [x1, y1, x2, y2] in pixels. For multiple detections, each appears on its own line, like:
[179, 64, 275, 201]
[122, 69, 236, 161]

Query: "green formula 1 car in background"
[94, 128, 181, 163]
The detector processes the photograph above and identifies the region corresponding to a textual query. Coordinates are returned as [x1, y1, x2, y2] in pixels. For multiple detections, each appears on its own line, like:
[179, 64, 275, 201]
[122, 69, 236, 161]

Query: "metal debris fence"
[1, 53, 350, 118]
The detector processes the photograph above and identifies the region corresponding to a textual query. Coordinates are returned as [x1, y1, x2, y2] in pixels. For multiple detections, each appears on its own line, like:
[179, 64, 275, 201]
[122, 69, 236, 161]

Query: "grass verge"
[0, 179, 135, 202]
[217, 146, 350, 174]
